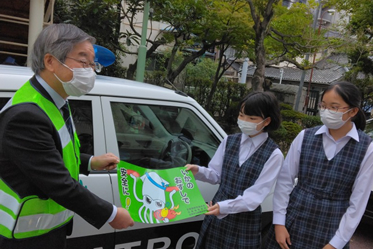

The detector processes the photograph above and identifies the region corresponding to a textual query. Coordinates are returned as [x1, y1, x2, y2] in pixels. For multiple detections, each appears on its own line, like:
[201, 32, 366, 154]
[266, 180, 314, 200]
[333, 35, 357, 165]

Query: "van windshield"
[111, 102, 220, 169]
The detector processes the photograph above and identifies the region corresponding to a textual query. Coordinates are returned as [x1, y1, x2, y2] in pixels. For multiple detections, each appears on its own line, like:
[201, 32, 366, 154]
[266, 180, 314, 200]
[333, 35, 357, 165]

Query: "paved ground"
[350, 222, 373, 249]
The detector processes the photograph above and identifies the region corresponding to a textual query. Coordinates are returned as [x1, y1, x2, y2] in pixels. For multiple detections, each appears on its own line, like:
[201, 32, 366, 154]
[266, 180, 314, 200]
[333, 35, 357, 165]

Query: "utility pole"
[136, 0, 150, 82]
[294, 1, 321, 111]
[279, 68, 284, 84]
[239, 58, 249, 84]
[306, 8, 335, 107]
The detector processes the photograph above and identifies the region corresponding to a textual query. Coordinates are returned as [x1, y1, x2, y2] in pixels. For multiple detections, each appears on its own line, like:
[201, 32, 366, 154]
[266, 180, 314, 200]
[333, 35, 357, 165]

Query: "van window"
[70, 100, 94, 155]
[111, 102, 220, 169]
[0, 98, 94, 155]
[0, 98, 9, 110]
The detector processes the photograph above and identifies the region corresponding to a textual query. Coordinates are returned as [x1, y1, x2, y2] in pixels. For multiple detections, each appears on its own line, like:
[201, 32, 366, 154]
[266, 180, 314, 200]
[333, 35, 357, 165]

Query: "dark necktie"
[61, 102, 74, 142]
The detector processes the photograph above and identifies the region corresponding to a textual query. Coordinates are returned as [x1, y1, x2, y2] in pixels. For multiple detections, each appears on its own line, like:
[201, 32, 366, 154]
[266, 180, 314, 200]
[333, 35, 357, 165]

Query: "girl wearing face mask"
[185, 91, 283, 249]
[266, 81, 373, 249]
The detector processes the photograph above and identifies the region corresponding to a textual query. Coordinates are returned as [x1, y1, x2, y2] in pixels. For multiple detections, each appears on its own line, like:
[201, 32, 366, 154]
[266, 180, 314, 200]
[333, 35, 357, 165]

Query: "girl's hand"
[205, 201, 220, 216]
[275, 225, 291, 249]
[322, 244, 336, 249]
[185, 164, 199, 175]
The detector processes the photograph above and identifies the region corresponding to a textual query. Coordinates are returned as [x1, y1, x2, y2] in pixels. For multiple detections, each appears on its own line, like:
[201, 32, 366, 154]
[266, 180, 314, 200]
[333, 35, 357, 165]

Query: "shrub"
[301, 115, 322, 128]
[280, 103, 293, 111]
[270, 121, 302, 154]
[281, 109, 307, 124]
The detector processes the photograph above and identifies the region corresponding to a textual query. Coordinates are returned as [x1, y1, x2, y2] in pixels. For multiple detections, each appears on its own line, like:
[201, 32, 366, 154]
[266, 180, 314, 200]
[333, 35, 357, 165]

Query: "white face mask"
[320, 109, 351, 129]
[237, 119, 265, 136]
[54, 63, 96, 97]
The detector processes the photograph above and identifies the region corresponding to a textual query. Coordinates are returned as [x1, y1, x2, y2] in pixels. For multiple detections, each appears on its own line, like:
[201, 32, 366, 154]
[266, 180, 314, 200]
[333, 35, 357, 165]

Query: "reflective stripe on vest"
[0, 81, 81, 239]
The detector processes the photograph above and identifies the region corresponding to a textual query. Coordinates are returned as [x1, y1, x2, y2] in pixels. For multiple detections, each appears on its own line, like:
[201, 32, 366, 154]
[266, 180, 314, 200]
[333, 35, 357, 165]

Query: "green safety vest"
[0, 80, 81, 239]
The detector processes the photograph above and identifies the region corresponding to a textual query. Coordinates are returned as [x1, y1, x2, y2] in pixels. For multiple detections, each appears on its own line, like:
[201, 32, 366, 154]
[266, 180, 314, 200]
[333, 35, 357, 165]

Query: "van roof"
[0, 65, 191, 103]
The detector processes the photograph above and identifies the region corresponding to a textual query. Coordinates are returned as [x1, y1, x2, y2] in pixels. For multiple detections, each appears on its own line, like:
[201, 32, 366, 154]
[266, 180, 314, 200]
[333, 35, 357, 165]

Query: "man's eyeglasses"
[318, 103, 350, 114]
[65, 57, 102, 73]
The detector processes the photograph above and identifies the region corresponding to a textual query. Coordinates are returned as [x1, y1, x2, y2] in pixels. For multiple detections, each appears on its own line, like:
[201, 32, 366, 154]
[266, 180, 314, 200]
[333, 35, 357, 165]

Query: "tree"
[55, 0, 127, 77]
[131, 0, 320, 93]
[203, 0, 254, 111]
[246, 0, 280, 91]
[246, 0, 326, 91]
[327, 0, 373, 114]
[55, 0, 325, 94]
[120, 0, 172, 80]
[135, 0, 254, 112]
[149, 0, 252, 84]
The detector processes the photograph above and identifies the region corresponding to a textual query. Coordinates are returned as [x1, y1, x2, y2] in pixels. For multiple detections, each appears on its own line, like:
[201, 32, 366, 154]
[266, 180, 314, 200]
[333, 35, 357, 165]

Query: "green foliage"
[55, 0, 328, 86]
[149, 0, 256, 85]
[347, 47, 373, 76]
[212, 80, 250, 121]
[266, 2, 315, 59]
[69, 0, 121, 49]
[301, 115, 323, 128]
[270, 121, 302, 153]
[270, 104, 321, 153]
[185, 58, 218, 82]
[348, 1, 373, 39]
[282, 121, 302, 135]
[280, 105, 321, 129]
[145, 70, 167, 86]
[184, 78, 213, 108]
[271, 122, 301, 154]
[162, 48, 188, 72]
[280, 103, 293, 110]
[326, 0, 373, 114]
[281, 109, 307, 123]
[182, 78, 249, 133]
[325, 0, 373, 114]
[54, 0, 127, 78]
[345, 71, 373, 114]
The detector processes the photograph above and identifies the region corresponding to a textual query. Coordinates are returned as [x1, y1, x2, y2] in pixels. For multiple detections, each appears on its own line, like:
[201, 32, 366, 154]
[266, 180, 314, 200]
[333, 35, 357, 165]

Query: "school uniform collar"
[315, 123, 359, 142]
[241, 132, 268, 148]
[35, 74, 66, 109]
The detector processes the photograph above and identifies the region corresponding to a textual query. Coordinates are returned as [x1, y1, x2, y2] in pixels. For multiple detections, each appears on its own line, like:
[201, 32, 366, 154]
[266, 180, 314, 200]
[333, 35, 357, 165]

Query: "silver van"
[0, 65, 274, 249]
[363, 118, 373, 225]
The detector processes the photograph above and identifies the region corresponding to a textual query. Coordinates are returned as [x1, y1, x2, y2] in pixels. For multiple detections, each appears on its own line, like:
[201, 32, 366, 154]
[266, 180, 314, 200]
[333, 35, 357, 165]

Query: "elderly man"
[0, 24, 134, 249]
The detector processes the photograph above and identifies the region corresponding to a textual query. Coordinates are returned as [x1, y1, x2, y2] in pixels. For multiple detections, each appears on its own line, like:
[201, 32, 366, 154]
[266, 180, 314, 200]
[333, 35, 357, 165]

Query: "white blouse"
[195, 132, 284, 219]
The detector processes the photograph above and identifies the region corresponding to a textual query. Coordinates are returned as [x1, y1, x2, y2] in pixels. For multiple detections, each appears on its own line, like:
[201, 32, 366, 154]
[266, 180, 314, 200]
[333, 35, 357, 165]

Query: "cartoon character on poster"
[127, 170, 180, 223]
[118, 161, 208, 224]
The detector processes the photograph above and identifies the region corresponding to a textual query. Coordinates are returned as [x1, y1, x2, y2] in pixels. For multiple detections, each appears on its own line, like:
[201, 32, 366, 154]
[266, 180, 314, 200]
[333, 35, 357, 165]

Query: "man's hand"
[185, 164, 199, 175]
[109, 207, 134, 229]
[275, 224, 291, 249]
[91, 153, 119, 171]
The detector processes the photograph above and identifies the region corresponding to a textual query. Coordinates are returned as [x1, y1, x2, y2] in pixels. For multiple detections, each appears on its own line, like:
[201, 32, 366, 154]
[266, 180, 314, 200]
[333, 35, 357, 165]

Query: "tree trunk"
[206, 45, 228, 112]
[166, 43, 179, 82]
[127, 62, 137, 80]
[252, 34, 266, 91]
[167, 46, 208, 83]
[206, 61, 222, 112]
[247, 0, 279, 91]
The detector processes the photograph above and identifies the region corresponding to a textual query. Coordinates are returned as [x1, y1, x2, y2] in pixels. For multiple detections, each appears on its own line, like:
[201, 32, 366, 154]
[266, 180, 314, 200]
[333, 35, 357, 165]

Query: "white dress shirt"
[272, 124, 373, 249]
[195, 132, 284, 219]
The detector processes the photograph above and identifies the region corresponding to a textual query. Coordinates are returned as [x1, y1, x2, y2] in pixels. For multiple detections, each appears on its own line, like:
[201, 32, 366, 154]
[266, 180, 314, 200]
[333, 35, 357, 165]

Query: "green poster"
[117, 161, 208, 224]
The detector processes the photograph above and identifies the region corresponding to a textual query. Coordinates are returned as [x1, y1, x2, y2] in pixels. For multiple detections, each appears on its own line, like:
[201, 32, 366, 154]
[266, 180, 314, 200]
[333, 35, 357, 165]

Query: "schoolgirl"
[186, 91, 283, 248]
[266, 81, 373, 249]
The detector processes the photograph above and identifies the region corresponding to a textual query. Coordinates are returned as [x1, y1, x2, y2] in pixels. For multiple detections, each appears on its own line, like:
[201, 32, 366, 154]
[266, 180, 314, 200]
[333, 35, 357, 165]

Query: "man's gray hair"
[31, 23, 96, 74]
